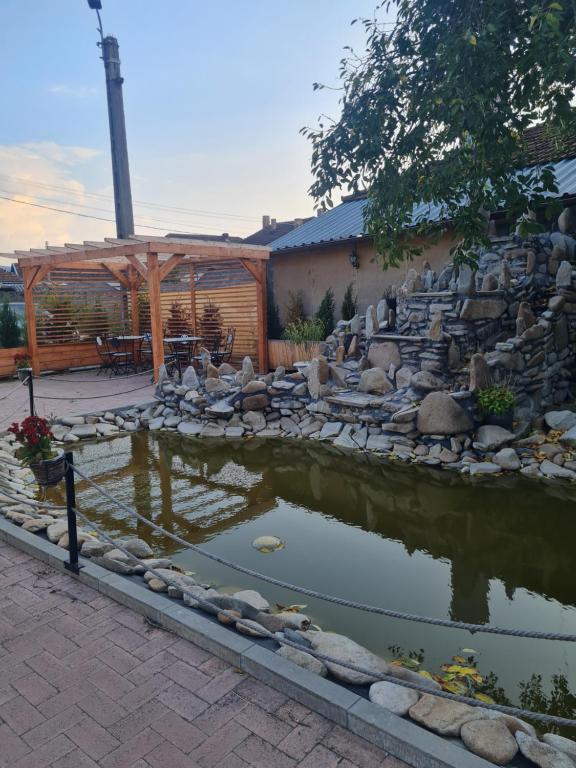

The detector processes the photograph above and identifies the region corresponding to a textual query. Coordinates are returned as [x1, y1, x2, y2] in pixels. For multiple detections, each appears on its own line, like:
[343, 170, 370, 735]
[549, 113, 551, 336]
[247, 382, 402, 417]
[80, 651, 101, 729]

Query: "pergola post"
[146, 252, 164, 379]
[22, 266, 40, 375]
[128, 266, 140, 336]
[189, 264, 197, 333]
[256, 261, 268, 373]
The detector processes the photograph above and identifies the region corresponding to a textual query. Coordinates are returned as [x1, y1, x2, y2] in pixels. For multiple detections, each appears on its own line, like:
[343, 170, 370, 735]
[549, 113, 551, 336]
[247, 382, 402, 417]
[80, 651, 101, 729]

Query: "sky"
[0, 0, 384, 258]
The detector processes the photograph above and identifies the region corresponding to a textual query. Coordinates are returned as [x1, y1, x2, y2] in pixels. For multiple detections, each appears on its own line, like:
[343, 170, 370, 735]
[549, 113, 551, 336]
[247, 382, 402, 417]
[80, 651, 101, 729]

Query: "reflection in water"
[51, 432, 576, 712]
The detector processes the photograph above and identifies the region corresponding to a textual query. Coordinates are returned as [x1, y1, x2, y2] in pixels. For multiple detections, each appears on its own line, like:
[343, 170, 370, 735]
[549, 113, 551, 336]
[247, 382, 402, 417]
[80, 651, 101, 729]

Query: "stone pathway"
[0, 541, 407, 768]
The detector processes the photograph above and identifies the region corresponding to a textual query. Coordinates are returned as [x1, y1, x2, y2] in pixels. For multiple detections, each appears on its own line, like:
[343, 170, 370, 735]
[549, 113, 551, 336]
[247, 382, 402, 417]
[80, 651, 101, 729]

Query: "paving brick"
[66, 716, 121, 760]
[0, 723, 32, 766]
[277, 711, 333, 760]
[117, 672, 172, 711]
[158, 683, 210, 723]
[214, 756, 249, 768]
[233, 677, 288, 713]
[192, 691, 248, 736]
[296, 744, 340, 768]
[105, 626, 148, 652]
[22, 704, 84, 749]
[89, 664, 135, 699]
[99, 729, 164, 768]
[191, 720, 250, 768]
[168, 638, 212, 668]
[11, 734, 76, 768]
[234, 735, 297, 768]
[145, 741, 199, 768]
[51, 747, 100, 768]
[99, 644, 141, 675]
[234, 702, 294, 745]
[150, 710, 205, 752]
[0, 693, 45, 735]
[164, 660, 211, 692]
[195, 667, 244, 704]
[132, 631, 176, 662]
[12, 672, 58, 706]
[109, 699, 171, 742]
[125, 650, 177, 685]
[323, 725, 389, 768]
[76, 690, 129, 728]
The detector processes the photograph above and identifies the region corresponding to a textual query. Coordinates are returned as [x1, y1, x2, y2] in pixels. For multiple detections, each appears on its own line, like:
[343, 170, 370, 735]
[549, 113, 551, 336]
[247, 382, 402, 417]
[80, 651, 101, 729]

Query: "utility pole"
[87, 1, 135, 239]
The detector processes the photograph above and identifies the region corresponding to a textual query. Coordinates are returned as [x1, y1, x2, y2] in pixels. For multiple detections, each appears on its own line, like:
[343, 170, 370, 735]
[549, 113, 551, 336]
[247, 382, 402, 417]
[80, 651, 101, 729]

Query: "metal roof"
[271, 157, 576, 252]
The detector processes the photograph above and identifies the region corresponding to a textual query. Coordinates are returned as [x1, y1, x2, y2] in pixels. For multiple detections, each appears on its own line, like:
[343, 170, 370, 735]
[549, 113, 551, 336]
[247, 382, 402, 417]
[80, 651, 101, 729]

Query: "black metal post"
[26, 370, 34, 417]
[64, 452, 82, 574]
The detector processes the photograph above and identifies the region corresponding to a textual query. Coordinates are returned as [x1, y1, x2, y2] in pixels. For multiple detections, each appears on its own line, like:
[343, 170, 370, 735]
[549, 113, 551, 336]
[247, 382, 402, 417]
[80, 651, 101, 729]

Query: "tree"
[0, 300, 21, 348]
[199, 300, 223, 345]
[304, 0, 576, 268]
[315, 287, 335, 335]
[285, 290, 306, 325]
[341, 282, 357, 321]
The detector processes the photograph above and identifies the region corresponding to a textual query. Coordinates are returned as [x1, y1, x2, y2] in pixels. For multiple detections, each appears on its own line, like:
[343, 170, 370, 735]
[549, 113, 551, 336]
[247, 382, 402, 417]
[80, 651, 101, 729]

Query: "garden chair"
[107, 336, 135, 376]
[95, 336, 114, 376]
[211, 327, 235, 366]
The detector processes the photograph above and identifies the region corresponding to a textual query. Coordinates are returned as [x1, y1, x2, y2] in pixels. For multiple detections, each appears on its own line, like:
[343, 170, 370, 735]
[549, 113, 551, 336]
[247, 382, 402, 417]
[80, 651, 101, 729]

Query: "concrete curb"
[0, 516, 494, 768]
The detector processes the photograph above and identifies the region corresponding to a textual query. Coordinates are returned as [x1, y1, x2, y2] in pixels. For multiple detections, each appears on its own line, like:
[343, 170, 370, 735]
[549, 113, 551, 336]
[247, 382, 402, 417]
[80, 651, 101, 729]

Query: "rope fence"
[1, 477, 575, 727]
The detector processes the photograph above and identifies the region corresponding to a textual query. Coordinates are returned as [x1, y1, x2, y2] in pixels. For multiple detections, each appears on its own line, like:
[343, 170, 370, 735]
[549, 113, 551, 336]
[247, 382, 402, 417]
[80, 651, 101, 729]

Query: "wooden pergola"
[6, 235, 270, 377]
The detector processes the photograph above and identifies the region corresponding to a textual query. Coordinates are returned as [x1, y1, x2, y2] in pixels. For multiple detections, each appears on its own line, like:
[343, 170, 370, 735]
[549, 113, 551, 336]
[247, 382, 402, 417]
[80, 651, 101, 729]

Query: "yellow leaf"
[468, 34, 477, 45]
[419, 670, 434, 680]
[444, 665, 475, 675]
[453, 656, 466, 664]
[474, 693, 495, 705]
[442, 680, 468, 695]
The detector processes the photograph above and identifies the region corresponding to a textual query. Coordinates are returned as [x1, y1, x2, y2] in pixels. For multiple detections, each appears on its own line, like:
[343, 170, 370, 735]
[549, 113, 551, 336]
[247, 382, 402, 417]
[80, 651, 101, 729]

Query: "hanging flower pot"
[29, 450, 66, 487]
[8, 417, 66, 487]
[16, 367, 32, 383]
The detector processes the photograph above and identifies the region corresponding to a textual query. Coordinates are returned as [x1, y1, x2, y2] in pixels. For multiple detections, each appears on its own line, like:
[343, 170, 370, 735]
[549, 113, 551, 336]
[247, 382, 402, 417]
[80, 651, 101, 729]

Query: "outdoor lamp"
[87, 0, 102, 9]
[348, 249, 360, 269]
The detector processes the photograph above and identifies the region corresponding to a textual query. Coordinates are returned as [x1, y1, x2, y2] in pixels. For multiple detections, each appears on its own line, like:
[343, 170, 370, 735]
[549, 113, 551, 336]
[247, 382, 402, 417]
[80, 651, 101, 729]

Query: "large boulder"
[365, 305, 378, 337]
[241, 356, 255, 386]
[416, 392, 473, 435]
[411, 371, 444, 393]
[307, 357, 329, 399]
[276, 646, 327, 677]
[358, 368, 393, 395]
[306, 631, 390, 685]
[369, 681, 419, 716]
[367, 342, 401, 371]
[516, 732, 575, 768]
[544, 410, 576, 431]
[461, 719, 518, 765]
[469, 353, 492, 392]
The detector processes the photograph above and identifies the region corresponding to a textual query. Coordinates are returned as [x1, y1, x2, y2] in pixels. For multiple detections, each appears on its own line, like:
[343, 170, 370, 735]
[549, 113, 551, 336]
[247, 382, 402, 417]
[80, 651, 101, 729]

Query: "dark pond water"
[52, 431, 576, 721]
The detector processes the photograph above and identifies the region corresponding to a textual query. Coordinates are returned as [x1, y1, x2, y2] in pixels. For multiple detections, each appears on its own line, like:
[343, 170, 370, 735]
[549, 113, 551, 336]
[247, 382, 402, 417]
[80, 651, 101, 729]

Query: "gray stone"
[242, 411, 266, 432]
[542, 733, 576, 760]
[306, 631, 390, 685]
[539, 459, 576, 480]
[148, 417, 164, 431]
[92, 555, 134, 574]
[376, 299, 388, 324]
[417, 392, 473, 435]
[545, 410, 576, 431]
[114, 537, 154, 559]
[493, 448, 521, 471]
[559, 425, 576, 447]
[474, 425, 514, 451]
[276, 646, 327, 677]
[516, 732, 575, 768]
[46, 521, 69, 543]
[498, 260, 512, 289]
[428, 311, 443, 341]
[319, 422, 343, 440]
[556, 260, 573, 289]
[80, 539, 114, 557]
[205, 400, 234, 417]
[409, 695, 485, 736]
[457, 264, 476, 295]
[232, 590, 270, 612]
[469, 353, 492, 392]
[366, 435, 392, 452]
[365, 305, 378, 337]
[367, 342, 401, 371]
[59, 415, 85, 427]
[461, 719, 518, 765]
[387, 665, 441, 691]
[460, 298, 507, 321]
[411, 371, 444, 393]
[481, 274, 498, 291]
[469, 462, 501, 476]
[242, 394, 269, 411]
[178, 421, 202, 437]
[200, 423, 225, 438]
[205, 377, 230, 394]
[241, 356, 256, 386]
[369, 681, 419, 716]
[70, 424, 98, 438]
[395, 366, 414, 388]
[225, 426, 245, 438]
[307, 357, 329, 399]
[242, 380, 267, 395]
[358, 367, 393, 395]
[558, 205, 576, 234]
[182, 366, 199, 389]
[484, 710, 536, 737]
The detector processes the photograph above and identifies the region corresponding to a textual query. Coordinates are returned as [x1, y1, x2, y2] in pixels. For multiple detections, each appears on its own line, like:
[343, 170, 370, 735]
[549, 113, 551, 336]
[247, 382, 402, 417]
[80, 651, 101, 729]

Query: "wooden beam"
[22, 266, 40, 375]
[28, 264, 51, 290]
[256, 261, 268, 373]
[159, 253, 185, 282]
[101, 262, 130, 288]
[127, 255, 148, 281]
[147, 253, 164, 379]
[239, 259, 263, 284]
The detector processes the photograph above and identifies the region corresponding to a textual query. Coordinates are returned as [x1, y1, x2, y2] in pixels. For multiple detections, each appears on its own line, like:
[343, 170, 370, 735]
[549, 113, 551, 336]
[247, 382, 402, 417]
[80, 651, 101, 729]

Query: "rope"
[66, 508, 576, 729]
[33, 380, 155, 401]
[0, 377, 29, 401]
[36, 369, 157, 384]
[68, 463, 576, 643]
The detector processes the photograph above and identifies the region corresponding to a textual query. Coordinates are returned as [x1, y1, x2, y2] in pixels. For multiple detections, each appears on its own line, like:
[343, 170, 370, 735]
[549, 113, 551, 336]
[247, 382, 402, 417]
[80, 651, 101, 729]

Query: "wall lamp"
[348, 249, 360, 269]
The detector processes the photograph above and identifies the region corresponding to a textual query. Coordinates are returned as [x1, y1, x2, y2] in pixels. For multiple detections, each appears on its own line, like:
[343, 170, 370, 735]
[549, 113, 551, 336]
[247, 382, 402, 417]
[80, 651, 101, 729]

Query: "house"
[244, 215, 312, 246]
[269, 126, 576, 324]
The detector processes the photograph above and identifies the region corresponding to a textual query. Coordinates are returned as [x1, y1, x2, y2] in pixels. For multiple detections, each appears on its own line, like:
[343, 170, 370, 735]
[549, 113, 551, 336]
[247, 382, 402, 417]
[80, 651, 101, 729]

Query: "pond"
[53, 431, 576, 723]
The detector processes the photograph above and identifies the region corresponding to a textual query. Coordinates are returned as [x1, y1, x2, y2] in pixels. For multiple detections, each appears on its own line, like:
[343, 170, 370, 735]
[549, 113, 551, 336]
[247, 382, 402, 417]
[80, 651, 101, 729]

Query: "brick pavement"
[0, 541, 408, 768]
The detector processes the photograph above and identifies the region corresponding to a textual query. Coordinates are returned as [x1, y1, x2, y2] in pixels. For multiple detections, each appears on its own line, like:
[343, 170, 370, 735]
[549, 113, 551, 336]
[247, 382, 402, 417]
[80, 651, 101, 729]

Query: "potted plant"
[14, 353, 32, 382]
[476, 385, 516, 430]
[9, 416, 66, 487]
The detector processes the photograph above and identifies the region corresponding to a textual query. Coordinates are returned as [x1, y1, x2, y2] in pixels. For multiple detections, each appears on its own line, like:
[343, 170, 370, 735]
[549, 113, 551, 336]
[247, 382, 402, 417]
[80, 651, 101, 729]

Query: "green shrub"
[476, 386, 516, 415]
[315, 288, 335, 335]
[341, 282, 357, 321]
[282, 318, 325, 345]
[285, 290, 306, 325]
[267, 289, 283, 339]
[0, 300, 21, 348]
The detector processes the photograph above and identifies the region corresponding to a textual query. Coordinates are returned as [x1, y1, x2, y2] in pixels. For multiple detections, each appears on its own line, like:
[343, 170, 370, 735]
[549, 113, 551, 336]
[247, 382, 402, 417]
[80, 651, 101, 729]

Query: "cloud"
[48, 84, 98, 99]
[0, 142, 111, 258]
